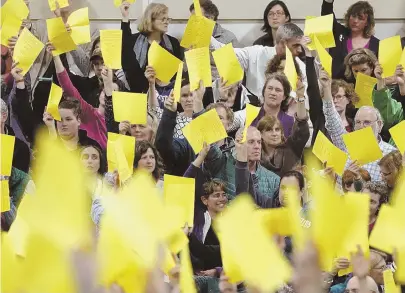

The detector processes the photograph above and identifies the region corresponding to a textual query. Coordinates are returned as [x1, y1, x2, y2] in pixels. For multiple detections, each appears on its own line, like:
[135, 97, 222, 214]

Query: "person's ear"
[201, 196, 208, 206]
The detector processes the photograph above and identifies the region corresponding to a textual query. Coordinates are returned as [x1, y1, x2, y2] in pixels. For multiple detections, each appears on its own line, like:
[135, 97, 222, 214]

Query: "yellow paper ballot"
[1, 181, 10, 212]
[180, 245, 197, 293]
[355, 73, 377, 108]
[148, 41, 182, 83]
[1, 134, 15, 176]
[284, 46, 298, 91]
[13, 28, 45, 76]
[1, 0, 29, 25]
[113, 0, 135, 7]
[113, 140, 132, 182]
[212, 43, 244, 86]
[1, 15, 23, 47]
[1, 232, 23, 292]
[314, 36, 332, 77]
[242, 104, 260, 143]
[182, 109, 228, 153]
[164, 175, 195, 227]
[218, 233, 244, 284]
[304, 14, 335, 50]
[185, 47, 212, 91]
[343, 127, 383, 165]
[181, 15, 215, 49]
[46, 17, 77, 56]
[312, 131, 348, 176]
[100, 30, 122, 69]
[107, 132, 135, 174]
[193, 0, 202, 16]
[67, 7, 91, 45]
[47, 83, 63, 121]
[384, 270, 401, 293]
[112, 92, 147, 125]
[48, 0, 69, 11]
[389, 120, 405, 154]
[173, 63, 184, 103]
[379, 35, 402, 78]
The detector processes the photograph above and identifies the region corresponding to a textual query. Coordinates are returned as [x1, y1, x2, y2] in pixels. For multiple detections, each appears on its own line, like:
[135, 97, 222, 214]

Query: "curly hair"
[344, 1, 376, 38]
[363, 181, 390, 207]
[203, 179, 226, 198]
[344, 48, 378, 80]
[134, 140, 164, 181]
[205, 102, 234, 124]
[265, 55, 302, 78]
[378, 150, 403, 176]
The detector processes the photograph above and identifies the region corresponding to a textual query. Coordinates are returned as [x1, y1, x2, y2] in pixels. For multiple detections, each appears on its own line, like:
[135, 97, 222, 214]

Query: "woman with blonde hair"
[378, 150, 404, 191]
[119, 1, 183, 93]
[343, 48, 378, 84]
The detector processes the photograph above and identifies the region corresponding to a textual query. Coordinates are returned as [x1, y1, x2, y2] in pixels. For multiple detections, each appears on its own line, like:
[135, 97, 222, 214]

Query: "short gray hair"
[1, 98, 8, 118]
[275, 23, 304, 43]
[357, 106, 383, 123]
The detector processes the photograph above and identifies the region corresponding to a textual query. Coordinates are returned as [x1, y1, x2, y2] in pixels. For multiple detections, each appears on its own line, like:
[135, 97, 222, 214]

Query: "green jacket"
[372, 86, 404, 146]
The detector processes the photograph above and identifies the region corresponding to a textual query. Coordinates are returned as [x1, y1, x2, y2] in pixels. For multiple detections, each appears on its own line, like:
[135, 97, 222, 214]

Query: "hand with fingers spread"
[145, 66, 156, 85]
[164, 91, 177, 112]
[119, 121, 131, 135]
[120, 1, 131, 22]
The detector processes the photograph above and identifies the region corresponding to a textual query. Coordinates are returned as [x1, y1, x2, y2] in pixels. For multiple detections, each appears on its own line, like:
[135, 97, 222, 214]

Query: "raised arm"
[321, 0, 346, 35]
[102, 67, 119, 133]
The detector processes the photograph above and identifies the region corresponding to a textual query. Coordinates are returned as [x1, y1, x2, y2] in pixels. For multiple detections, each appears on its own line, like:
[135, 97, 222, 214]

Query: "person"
[362, 182, 389, 234]
[330, 80, 359, 132]
[378, 150, 403, 191]
[343, 48, 378, 84]
[320, 68, 396, 183]
[210, 23, 308, 103]
[253, 0, 291, 47]
[341, 163, 371, 193]
[133, 141, 164, 186]
[117, 114, 159, 143]
[256, 79, 309, 176]
[1, 98, 30, 173]
[80, 145, 107, 198]
[345, 276, 379, 293]
[321, 0, 379, 79]
[120, 1, 183, 94]
[189, 0, 240, 81]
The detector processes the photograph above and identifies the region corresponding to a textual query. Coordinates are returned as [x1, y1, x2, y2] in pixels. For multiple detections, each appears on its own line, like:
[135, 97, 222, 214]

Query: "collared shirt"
[323, 100, 397, 183]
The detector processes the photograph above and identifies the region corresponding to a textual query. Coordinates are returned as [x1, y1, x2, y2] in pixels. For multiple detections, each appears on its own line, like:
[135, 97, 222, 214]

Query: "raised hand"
[351, 245, 369, 280]
[164, 91, 177, 113]
[10, 63, 24, 82]
[43, 110, 56, 128]
[120, 1, 131, 21]
[235, 128, 247, 162]
[219, 273, 237, 293]
[118, 121, 131, 135]
[374, 63, 383, 80]
[192, 142, 210, 168]
[45, 42, 56, 54]
[144, 66, 156, 85]
[319, 68, 332, 100]
[395, 65, 405, 86]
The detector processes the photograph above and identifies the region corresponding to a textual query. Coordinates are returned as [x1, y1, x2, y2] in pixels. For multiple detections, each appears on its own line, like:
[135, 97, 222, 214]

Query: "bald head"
[354, 106, 383, 137]
[346, 276, 379, 293]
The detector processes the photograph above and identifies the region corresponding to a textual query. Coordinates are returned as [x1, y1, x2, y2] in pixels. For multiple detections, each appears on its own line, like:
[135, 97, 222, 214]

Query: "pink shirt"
[57, 70, 107, 150]
[347, 38, 370, 53]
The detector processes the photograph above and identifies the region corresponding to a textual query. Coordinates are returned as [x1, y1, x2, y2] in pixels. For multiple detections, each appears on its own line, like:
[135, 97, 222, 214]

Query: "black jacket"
[321, 0, 380, 80]
[5, 125, 31, 174]
[253, 33, 274, 47]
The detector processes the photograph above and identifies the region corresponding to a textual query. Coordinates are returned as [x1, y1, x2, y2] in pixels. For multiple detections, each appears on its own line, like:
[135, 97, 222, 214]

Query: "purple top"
[251, 107, 295, 138]
[347, 38, 370, 53]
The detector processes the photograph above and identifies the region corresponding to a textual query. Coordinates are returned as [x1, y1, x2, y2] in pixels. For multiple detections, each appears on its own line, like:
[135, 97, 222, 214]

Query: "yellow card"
[1, 134, 15, 176]
[46, 17, 77, 56]
[107, 132, 135, 174]
[100, 30, 122, 69]
[173, 62, 184, 103]
[1, 232, 23, 292]
[383, 270, 401, 293]
[164, 175, 195, 227]
[180, 245, 197, 293]
[354, 73, 377, 108]
[181, 15, 215, 49]
[336, 193, 370, 276]
[389, 120, 405, 154]
[148, 41, 182, 83]
[182, 109, 228, 153]
[212, 43, 244, 86]
[304, 14, 335, 50]
[12, 28, 45, 76]
[67, 7, 91, 45]
[113, 0, 135, 7]
[184, 47, 212, 91]
[241, 104, 260, 143]
[1, 15, 23, 47]
[379, 35, 402, 78]
[312, 131, 348, 176]
[1, 180, 10, 212]
[113, 139, 132, 182]
[314, 35, 332, 77]
[400, 48, 405, 68]
[1, 0, 29, 25]
[112, 92, 147, 125]
[284, 46, 298, 91]
[193, 0, 202, 16]
[48, 0, 69, 11]
[47, 83, 63, 121]
[343, 127, 383, 165]
[218, 233, 244, 284]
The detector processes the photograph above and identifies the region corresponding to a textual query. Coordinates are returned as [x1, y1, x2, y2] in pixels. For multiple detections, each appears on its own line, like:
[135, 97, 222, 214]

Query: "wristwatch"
[297, 97, 305, 103]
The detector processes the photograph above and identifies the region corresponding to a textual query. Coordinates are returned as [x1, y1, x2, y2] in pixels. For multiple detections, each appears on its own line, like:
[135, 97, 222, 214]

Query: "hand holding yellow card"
[181, 15, 215, 49]
[379, 35, 402, 78]
[304, 14, 335, 50]
[46, 83, 63, 121]
[212, 43, 244, 86]
[284, 46, 298, 91]
[343, 127, 383, 165]
[13, 28, 45, 76]
[148, 41, 182, 83]
[100, 30, 122, 69]
[46, 17, 77, 56]
[112, 92, 147, 124]
[314, 36, 332, 77]
[389, 121, 405, 154]
[354, 73, 377, 108]
[312, 131, 348, 176]
[242, 104, 260, 143]
[67, 7, 91, 45]
[173, 63, 184, 103]
[185, 47, 212, 91]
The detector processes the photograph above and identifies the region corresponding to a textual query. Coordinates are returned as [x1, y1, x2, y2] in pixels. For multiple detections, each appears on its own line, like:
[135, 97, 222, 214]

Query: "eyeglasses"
[380, 170, 392, 177]
[332, 94, 347, 101]
[354, 119, 378, 128]
[268, 11, 285, 17]
[155, 17, 172, 23]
